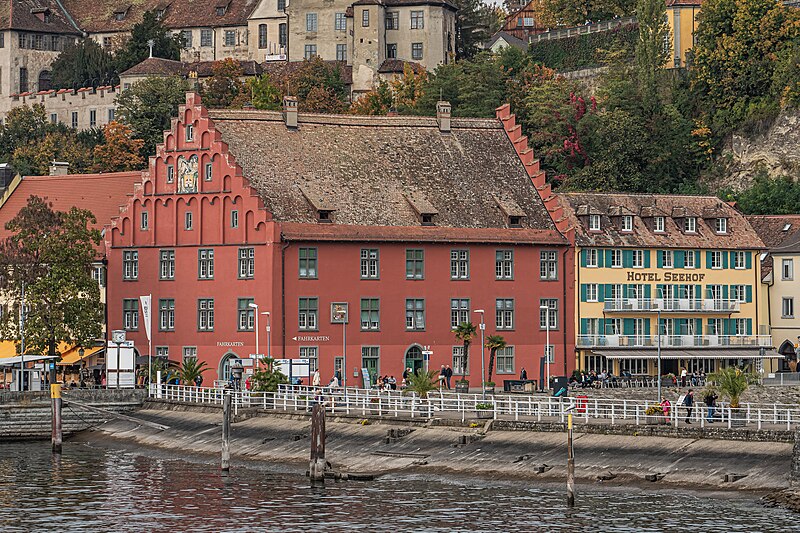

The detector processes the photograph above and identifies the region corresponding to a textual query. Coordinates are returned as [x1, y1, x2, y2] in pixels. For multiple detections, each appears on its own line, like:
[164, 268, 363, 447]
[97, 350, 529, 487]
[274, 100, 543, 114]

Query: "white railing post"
[611, 403, 615, 425]
[758, 408, 762, 430]
[635, 405, 639, 426]
[728, 407, 732, 429]
[788, 410, 791, 431]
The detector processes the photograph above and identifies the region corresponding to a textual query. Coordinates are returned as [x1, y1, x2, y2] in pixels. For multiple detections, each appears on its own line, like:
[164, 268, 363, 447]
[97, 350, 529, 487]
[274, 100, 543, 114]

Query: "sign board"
[292, 335, 330, 342]
[361, 367, 371, 389]
[111, 330, 127, 344]
[331, 302, 349, 324]
[275, 358, 311, 380]
[106, 340, 136, 389]
[240, 358, 254, 367]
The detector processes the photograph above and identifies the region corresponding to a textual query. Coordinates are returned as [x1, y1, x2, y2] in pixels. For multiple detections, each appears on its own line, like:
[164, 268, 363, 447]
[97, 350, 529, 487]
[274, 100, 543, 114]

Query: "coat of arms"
[177, 155, 198, 194]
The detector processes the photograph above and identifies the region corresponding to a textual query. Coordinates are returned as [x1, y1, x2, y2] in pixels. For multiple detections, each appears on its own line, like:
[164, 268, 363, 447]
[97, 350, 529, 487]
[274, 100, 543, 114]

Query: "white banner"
[140, 294, 152, 342]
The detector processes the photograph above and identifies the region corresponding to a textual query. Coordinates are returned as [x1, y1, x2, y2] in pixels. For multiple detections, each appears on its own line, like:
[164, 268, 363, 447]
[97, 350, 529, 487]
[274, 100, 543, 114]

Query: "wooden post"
[309, 402, 326, 485]
[51, 383, 62, 454]
[567, 412, 575, 507]
[221, 392, 231, 472]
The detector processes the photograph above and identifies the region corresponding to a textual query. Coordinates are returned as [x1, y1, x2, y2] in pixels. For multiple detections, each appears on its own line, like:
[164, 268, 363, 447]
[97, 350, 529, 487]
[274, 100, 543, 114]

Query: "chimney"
[49, 161, 69, 176]
[436, 101, 451, 133]
[283, 96, 298, 130]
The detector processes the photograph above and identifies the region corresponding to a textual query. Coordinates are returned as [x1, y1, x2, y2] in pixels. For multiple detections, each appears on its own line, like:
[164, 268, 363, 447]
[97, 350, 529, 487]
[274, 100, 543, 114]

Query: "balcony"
[602, 298, 740, 313]
[576, 334, 773, 349]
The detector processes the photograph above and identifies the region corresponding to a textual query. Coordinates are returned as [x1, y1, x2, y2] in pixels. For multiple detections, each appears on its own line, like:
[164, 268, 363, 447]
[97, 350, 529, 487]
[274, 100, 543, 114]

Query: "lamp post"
[473, 309, 486, 400]
[657, 308, 662, 403]
[262, 311, 271, 362]
[540, 305, 551, 393]
[248, 302, 259, 369]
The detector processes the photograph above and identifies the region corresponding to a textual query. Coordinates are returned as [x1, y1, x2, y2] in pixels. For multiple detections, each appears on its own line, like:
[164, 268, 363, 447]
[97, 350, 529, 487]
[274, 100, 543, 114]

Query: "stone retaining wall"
[565, 385, 800, 405]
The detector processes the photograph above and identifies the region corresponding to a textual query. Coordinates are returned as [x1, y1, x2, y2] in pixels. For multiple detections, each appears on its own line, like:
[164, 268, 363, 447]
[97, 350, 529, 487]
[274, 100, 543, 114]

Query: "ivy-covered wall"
[528, 23, 639, 71]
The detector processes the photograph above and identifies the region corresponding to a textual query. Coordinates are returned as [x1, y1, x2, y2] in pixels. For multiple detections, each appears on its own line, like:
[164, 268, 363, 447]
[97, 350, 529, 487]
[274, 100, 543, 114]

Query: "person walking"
[312, 369, 321, 387]
[660, 397, 671, 423]
[704, 391, 717, 423]
[444, 365, 453, 390]
[683, 389, 694, 424]
[520, 367, 527, 381]
[680, 367, 688, 387]
[438, 365, 446, 390]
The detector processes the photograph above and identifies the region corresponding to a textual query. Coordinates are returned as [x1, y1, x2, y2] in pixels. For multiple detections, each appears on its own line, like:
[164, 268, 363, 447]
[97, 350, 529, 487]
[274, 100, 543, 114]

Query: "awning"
[594, 349, 783, 360]
[0, 355, 59, 366]
[59, 346, 104, 366]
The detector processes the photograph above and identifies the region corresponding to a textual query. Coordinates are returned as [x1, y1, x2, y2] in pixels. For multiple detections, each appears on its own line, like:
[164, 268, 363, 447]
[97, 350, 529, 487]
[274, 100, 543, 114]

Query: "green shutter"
[605, 284, 613, 300]
[657, 251, 663, 268]
[695, 251, 701, 267]
[580, 249, 587, 267]
[623, 318, 634, 336]
[605, 249, 614, 267]
[580, 318, 588, 334]
[723, 252, 729, 269]
[656, 284, 664, 299]
[746, 285, 753, 303]
[597, 284, 605, 302]
[623, 250, 633, 268]
[747, 318, 753, 335]
[645, 318, 651, 337]
[695, 318, 702, 335]
[746, 252, 753, 269]
[675, 250, 685, 268]
[706, 251, 712, 268]
[580, 284, 587, 302]
[645, 285, 652, 299]
[722, 285, 729, 299]
[695, 285, 702, 301]
[622, 284, 629, 299]
[644, 250, 651, 268]
[723, 319, 730, 336]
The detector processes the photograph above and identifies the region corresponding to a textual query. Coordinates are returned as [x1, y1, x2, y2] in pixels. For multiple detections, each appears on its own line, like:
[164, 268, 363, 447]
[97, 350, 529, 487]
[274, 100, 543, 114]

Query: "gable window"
[140, 211, 149, 230]
[277, 0, 286, 10]
[450, 298, 469, 328]
[230, 210, 238, 228]
[406, 249, 424, 279]
[654, 216, 665, 232]
[496, 298, 514, 330]
[167, 165, 174, 183]
[198, 249, 214, 279]
[589, 214, 601, 231]
[299, 247, 317, 278]
[184, 211, 193, 230]
[216, 6, 226, 16]
[782, 258, 793, 280]
[160, 250, 175, 280]
[450, 250, 469, 279]
[410, 10, 424, 29]
[239, 247, 255, 278]
[204, 162, 213, 181]
[336, 12, 347, 31]
[198, 299, 214, 331]
[715, 217, 727, 234]
[621, 215, 633, 232]
[496, 250, 513, 280]
[123, 250, 138, 280]
[258, 24, 267, 48]
[185, 123, 194, 141]
[360, 249, 379, 279]
[298, 298, 318, 330]
[306, 13, 318, 32]
[362, 9, 370, 27]
[158, 299, 175, 331]
[684, 216, 696, 233]
[238, 298, 255, 331]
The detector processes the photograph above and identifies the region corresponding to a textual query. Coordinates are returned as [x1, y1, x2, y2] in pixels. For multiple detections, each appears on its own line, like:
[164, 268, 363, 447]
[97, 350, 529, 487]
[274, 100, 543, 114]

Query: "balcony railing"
[602, 298, 740, 313]
[577, 334, 773, 349]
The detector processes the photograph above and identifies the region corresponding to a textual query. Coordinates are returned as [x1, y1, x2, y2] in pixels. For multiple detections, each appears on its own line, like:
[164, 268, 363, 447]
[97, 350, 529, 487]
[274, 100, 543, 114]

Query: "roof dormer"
[30, 7, 52, 23]
[405, 192, 438, 226]
[300, 185, 337, 224]
[113, 6, 130, 21]
[575, 204, 603, 232]
[215, 0, 231, 16]
[492, 194, 526, 228]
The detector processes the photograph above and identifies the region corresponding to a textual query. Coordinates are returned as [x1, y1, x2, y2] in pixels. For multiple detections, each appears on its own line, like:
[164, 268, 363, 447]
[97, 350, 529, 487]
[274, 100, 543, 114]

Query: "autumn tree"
[249, 73, 282, 110]
[202, 59, 248, 108]
[50, 38, 116, 90]
[0, 196, 103, 374]
[285, 57, 350, 112]
[349, 80, 394, 115]
[635, 0, 669, 111]
[116, 76, 189, 157]
[92, 122, 145, 172]
[538, 0, 636, 27]
[11, 131, 93, 176]
[0, 104, 50, 161]
[114, 10, 183, 73]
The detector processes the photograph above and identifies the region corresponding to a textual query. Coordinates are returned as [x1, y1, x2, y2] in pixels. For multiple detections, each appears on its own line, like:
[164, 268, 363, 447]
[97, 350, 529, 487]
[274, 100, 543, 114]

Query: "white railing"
[577, 334, 772, 348]
[529, 16, 637, 44]
[149, 384, 800, 430]
[603, 298, 740, 313]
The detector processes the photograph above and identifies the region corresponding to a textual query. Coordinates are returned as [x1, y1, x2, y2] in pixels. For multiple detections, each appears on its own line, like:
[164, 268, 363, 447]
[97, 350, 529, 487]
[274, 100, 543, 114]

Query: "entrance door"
[404, 345, 423, 374]
[218, 352, 240, 381]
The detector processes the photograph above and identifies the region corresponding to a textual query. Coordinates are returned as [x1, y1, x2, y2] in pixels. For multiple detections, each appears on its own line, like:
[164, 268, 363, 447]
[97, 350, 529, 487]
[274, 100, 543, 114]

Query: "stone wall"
[564, 384, 800, 405]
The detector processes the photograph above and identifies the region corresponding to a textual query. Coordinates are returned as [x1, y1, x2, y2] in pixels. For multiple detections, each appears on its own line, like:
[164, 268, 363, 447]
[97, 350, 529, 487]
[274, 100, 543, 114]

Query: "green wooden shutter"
[580, 318, 588, 334]
[645, 318, 651, 337]
[580, 284, 587, 302]
[722, 285, 729, 299]
[746, 252, 753, 269]
[694, 318, 702, 335]
[645, 285, 652, 299]
[623, 318, 634, 335]
[623, 250, 633, 268]
[657, 250, 664, 268]
[580, 249, 587, 267]
[622, 284, 629, 298]
[675, 250, 685, 269]
[747, 318, 753, 335]
[706, 251, 712, 268]
[604, 284, 613, 300]
[597, 284, 605, 302]
[723, 252, 729, 269]
[597, 249, 605, 268]
[605, 249, 614, 267]
[695, 251, 701, 267]
[746, 285, 753, 303]
[645, 250, 651, 268]
[723, 319, 730, 336]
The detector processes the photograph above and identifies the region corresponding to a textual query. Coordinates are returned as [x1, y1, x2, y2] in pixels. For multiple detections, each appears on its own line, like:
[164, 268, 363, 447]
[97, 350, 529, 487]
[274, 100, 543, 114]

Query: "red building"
[105, 94, 574, 386]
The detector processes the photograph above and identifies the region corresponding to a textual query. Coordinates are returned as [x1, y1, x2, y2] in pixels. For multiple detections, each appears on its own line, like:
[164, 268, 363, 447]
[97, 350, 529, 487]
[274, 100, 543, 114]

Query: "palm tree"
[706, 366, 756, 408]
[404, 368, 438, 397]
[453, 321, 477, 380]
[178, 357, 209, 386]
[485, 334, 507, 385]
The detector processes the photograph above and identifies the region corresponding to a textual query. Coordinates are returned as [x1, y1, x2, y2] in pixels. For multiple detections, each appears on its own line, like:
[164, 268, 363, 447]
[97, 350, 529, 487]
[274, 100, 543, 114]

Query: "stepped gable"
[61, 0, 258, 33]
[205, 106, 564, 244]
[558, 192, 765, 249]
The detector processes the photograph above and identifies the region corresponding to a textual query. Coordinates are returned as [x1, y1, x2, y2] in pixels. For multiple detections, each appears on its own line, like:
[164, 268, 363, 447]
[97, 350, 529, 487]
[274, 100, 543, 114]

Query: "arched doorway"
[38, 70, 52, 91]
[404, 345, 423, 374]
[218, 351, 240, 381]
[779, 339, 797, 371]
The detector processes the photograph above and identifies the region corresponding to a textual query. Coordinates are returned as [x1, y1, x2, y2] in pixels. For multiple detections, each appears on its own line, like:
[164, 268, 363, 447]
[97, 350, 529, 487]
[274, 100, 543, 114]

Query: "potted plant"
[644, 404, 666, 424]
[661, 373, 677, 387]
[483, 381, 496, 394]
[706, 366, 755, 426]
[475, 402, 494, 419]
[403, 369, 437, 398]
[453, 322, 477, 391]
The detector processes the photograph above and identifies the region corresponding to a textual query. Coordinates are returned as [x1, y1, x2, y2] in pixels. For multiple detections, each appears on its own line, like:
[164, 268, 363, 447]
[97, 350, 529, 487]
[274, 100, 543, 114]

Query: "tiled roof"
[558, 192, 765, 250]
[60, 0, 257, 33]
[261, 60, 353, 85]
[377, 59, 425, 74]
[121, 57, 262, 78]
[485, 31, 528, 52]
[666, 0, 702, 6]
[351, 0, 456, 9]
[1, 0, 81, 34]
[206, 108, 563, 239]
[746, 215, 800, 279]
[0, 172, 143, 246]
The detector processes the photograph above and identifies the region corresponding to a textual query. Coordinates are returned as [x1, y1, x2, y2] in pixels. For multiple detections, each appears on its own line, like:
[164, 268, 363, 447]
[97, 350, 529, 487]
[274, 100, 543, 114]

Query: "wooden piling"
[567, 413, 575, 507]
[309, 402, 326, 485]
[221, 392, 231, 471]
[51, 383, 62, 454]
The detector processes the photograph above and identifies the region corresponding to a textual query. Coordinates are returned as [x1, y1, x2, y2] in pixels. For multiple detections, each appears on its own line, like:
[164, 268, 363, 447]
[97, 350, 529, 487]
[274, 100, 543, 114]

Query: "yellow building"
[559, 193, 779, 378]
[666, 0, 701, 69]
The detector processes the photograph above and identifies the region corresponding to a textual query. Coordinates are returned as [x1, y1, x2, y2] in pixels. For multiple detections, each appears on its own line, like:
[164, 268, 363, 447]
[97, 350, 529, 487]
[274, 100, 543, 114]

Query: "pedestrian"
[438, 365, 446, 389]
[660, 397, 671, 423]
[680, 367, 688, 387]
[520, 367, 527, 381]
[312, 369, 321, 387]
[444, 365, 453, 389]
[402, 367, 411, 381]
[704, 390, 718, 423]
[683, 389, 694, 424]
[194, 373, 203, 387]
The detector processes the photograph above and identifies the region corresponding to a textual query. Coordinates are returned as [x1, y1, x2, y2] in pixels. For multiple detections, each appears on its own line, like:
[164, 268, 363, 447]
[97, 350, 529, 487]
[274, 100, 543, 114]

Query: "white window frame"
[685, 251, 696, 269]
[715, 217, 727, 234]
[733, 251, 746, 269]
[782, 258, 793, 281]
[684, 216, 696, 233]
[589, 214, 601, 231]
[586, 248, 598, 268]
[586, 283, 598, 302]
[622, 215, 633, 232]
[710, 251, 722, 269]
[662, 250, 673, 268]
[632, 249, 644, 268]
[610, 249, 622, 268]
[654, 216, 665, 232]
[783, 297, 794, 319]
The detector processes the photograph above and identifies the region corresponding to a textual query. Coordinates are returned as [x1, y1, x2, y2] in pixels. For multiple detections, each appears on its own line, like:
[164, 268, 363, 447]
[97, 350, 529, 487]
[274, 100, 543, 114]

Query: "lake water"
[0, 441, 796, 532]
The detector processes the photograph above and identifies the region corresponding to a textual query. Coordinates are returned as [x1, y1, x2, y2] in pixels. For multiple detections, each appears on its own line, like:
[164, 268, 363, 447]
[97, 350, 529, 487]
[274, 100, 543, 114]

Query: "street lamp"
[248, 302, 260, 369]
[473, 309, 486, 400]
[540, 305, 551, 393]
[261, 311, 271, 363]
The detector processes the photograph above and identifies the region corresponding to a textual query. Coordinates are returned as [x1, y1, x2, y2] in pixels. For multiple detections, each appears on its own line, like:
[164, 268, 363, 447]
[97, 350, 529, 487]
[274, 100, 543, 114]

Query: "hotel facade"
[558, 193, 777, 377]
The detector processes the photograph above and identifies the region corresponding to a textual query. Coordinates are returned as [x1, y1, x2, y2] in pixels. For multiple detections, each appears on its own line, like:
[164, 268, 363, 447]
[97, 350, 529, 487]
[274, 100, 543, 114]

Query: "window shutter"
[580, 249, 587, 267]
[695, 318, 702, 335]
[597, 284, 605, 302]
[746, 285, 753, 303]
[656, 284, 664, 299]
[580, 284, 587, 302]
[747, 318, 753, 335]
[605, 284, 613, 300]
[645, 285, 651, 299]
[657, 251, 663, 268]
[623, 318, 634, 336]
[695, 250, 701, 267]
[723, 319, 730, 336]
[623, 250, 633, 268]
[644, 251, 651, 268]
[622, 284, 629, 298]
[645, 318, 651, 336]
[706, 251, 712, 268]
[746, 252, 752, 269]
[722, 285, 729, 299]
[723, 252, 729, 269]
[605, 249, 613, 266]
[674, 250, 685, 268]
[580, 318, 588, 334]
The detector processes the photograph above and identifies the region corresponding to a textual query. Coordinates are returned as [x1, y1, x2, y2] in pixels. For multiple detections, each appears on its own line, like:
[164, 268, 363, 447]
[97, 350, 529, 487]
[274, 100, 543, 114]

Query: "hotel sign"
[626, 271, 706, 282]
